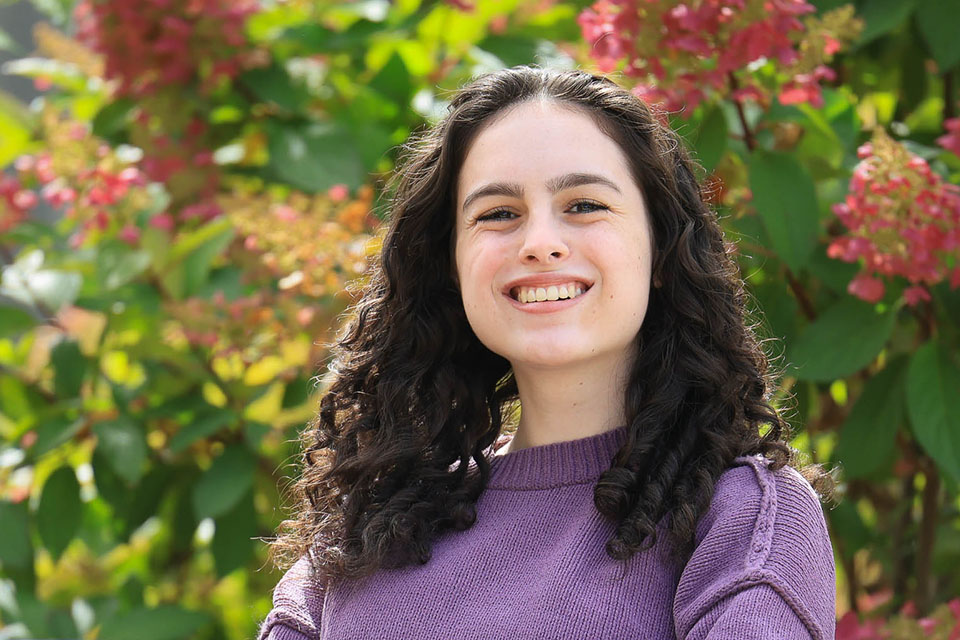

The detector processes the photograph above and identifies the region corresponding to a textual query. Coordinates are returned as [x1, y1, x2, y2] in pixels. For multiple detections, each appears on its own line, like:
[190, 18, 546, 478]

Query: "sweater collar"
[485, 425, 629, 490]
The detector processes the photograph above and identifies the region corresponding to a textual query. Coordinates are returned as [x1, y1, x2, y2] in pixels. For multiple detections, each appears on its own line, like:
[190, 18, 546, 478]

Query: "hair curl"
[271, 65, 833, 586]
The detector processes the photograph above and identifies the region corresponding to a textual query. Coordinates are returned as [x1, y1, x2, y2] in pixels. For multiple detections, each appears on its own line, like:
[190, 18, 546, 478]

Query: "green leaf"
[168, 409, 237, 453]
[833, 357, 906, 478]
[915, 0, 960, 71]
[0, 500, 32, 569]
[51, 339, 85, 399]
[31, 416, 85, 457]
[0, 304, 36, 336]
[0, 90, 33, 167]
[36, 466, 82, 560]
[267, 120, 366, 192]
[369, 52, 412, 106]
[192, 444, 256, 519]
[239, 64, 312, 112]
[93, 417, 147, 486]
[747, 151, 820, 272]
[96, 243, 152, 292]
[98, 605, 209, 640]
[181, 229, 234, 298]
[212, 490, 257, 576]
[906, 341, 960, 483]
[692, 105, 728, 174]
[0, 25, 22, 53]
[856, 0, 917, 45]
[91, 98, 136, 141]
[788, 297, 896, 381]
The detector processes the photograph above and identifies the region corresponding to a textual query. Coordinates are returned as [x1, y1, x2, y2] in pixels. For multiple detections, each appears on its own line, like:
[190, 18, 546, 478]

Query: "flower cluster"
[11, 108, 158, 249]
[221, 182, 380, 299]
[0, 174, 36, 234]
[827, 129, 960, 306]
[836, 596, 960, 639]
[577, 1, 860, 112]
[938, 115, 960, 157]
[73, 0, 263, 97]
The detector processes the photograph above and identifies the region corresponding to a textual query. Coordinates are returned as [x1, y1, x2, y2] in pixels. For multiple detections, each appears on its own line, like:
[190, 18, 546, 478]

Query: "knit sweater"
[257, 425, 836, 640]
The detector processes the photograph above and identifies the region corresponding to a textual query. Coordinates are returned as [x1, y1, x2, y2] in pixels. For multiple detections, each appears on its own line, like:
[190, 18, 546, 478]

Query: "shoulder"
[673, 456, 835, 640]
[256, 556, 325, 640]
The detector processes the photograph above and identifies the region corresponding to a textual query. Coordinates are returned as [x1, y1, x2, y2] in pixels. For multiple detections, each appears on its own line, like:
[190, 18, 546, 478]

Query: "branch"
[914, 455, 941, 614]
[728, 72, 756, 152]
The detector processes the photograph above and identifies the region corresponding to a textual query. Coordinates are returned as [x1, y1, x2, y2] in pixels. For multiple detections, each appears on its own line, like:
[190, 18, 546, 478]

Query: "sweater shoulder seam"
[677, 569, 827, 640]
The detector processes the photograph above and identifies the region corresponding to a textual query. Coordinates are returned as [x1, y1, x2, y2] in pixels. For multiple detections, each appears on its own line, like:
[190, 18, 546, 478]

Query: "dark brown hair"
[271, 65, 831, 585]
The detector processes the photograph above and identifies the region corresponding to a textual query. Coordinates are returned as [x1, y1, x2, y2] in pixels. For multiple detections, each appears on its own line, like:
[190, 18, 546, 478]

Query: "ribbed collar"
[485, 425, 629, 490]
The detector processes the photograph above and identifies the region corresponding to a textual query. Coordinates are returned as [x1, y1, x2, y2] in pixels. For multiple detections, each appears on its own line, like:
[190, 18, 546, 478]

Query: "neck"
[501, 354, 631, 454]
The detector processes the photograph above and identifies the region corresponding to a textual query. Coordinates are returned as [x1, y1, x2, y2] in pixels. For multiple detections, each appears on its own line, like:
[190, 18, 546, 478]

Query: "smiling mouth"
[508, 282, 592, 304]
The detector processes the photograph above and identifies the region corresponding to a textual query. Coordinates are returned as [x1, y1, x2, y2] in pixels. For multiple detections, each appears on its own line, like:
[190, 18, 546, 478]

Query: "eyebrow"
[461, 172, 622, 213]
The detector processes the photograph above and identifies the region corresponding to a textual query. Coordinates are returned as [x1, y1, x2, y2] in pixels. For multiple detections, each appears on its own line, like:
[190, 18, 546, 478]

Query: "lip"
[501, 274, 594, 314]
[501, 273, 594, 299]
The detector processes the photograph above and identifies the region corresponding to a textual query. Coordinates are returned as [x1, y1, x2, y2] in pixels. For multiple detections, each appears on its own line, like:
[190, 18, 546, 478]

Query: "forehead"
[456, 101, 634, 203]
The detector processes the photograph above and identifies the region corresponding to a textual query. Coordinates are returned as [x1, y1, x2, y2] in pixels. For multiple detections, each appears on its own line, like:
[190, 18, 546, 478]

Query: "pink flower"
[119, 223, 141, 246]
[848, 274, 885, 303]
[327, 183, 350, 202]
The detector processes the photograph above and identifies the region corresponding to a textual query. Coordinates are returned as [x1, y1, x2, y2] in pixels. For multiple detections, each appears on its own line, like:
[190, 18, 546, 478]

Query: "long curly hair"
[271, 65, 831, 586]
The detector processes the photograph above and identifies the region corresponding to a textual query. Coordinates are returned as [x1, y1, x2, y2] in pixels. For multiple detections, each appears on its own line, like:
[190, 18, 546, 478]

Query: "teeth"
[514, 282, 588, 303]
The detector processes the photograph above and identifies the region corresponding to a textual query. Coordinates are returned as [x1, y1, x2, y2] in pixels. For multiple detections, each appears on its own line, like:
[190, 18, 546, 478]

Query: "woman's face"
[454, 100, 654, 373]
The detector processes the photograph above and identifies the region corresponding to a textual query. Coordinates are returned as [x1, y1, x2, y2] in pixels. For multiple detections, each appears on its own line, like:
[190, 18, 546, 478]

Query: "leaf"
[98, 605, 209, 640]
[181, 226, 234, 297]
[0, 93, 31, 167]
[31, 416, 85, 457]
[369, 52, 412, 106]
[856, 0, 917, 46]
[906, 341, 960, 483]
[239, 64, 312, 112]
[833, 357, 907, 478]
[0, 24, 22, 53]
[915, 0, 960, 71]
[91, 98, 136, 141]
[96, 243, 151, 291]
[192, 444, 256, 519]
[51, 338, 85, 399]
[747, 151, 820, 272]
[168, 409, 237, 453]
[788, 297, 896, 381]
[0, 249, 82, 312]
[93, 417, 147, 485]
[0, 304, 36, 336]
[692, 105, 728, 173]
[36, 466, 82, 560]
[212, 490, 257, 576]
[0, 500, 32, 569]
[267, 120, 365, 192]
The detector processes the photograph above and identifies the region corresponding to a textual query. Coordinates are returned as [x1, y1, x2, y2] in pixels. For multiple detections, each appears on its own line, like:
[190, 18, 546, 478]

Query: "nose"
[518, 210, 569, 264]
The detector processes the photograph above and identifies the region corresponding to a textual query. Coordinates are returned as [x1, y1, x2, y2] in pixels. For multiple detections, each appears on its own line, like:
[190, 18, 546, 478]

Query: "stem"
[945, 69, 955, 120]
[915, 456, 940, 614]
[728, 73, 757, 152]
[891, 468, 915, 605]
[785, 268, 817, 321]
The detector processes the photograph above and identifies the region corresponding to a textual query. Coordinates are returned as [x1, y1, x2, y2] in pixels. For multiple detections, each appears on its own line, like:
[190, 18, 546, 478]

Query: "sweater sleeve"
[257, 556, 325, 640]
[673, 457, 836, 640]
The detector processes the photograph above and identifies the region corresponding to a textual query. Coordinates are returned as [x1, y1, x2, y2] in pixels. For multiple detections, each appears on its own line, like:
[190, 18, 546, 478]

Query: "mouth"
[507, 281, 593, 304]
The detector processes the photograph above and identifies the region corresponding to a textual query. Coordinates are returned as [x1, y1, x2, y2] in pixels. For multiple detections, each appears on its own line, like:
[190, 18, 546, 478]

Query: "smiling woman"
[257, 66, 836, 640]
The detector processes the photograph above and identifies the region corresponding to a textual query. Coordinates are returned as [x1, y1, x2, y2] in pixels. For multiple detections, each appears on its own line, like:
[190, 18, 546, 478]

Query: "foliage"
[0, 0, 958, 638]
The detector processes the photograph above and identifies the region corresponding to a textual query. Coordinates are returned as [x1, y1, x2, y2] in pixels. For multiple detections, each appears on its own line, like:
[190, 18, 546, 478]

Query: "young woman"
[257, 66, 836, 640]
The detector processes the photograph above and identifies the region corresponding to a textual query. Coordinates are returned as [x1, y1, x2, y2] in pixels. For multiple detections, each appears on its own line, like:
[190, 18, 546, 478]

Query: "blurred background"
[0, 0, 958, 638]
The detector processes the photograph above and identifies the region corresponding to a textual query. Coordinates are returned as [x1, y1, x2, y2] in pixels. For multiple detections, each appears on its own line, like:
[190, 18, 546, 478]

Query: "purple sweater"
[258, 426, 835, 639]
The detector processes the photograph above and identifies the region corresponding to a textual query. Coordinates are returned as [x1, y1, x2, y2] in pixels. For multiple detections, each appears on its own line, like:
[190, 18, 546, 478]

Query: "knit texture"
[257, 426, 835, 639]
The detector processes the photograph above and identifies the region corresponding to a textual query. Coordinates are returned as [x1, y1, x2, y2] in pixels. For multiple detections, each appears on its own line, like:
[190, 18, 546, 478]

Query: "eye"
[476, 207, 516, 222]
[568, 200, 608, 214]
